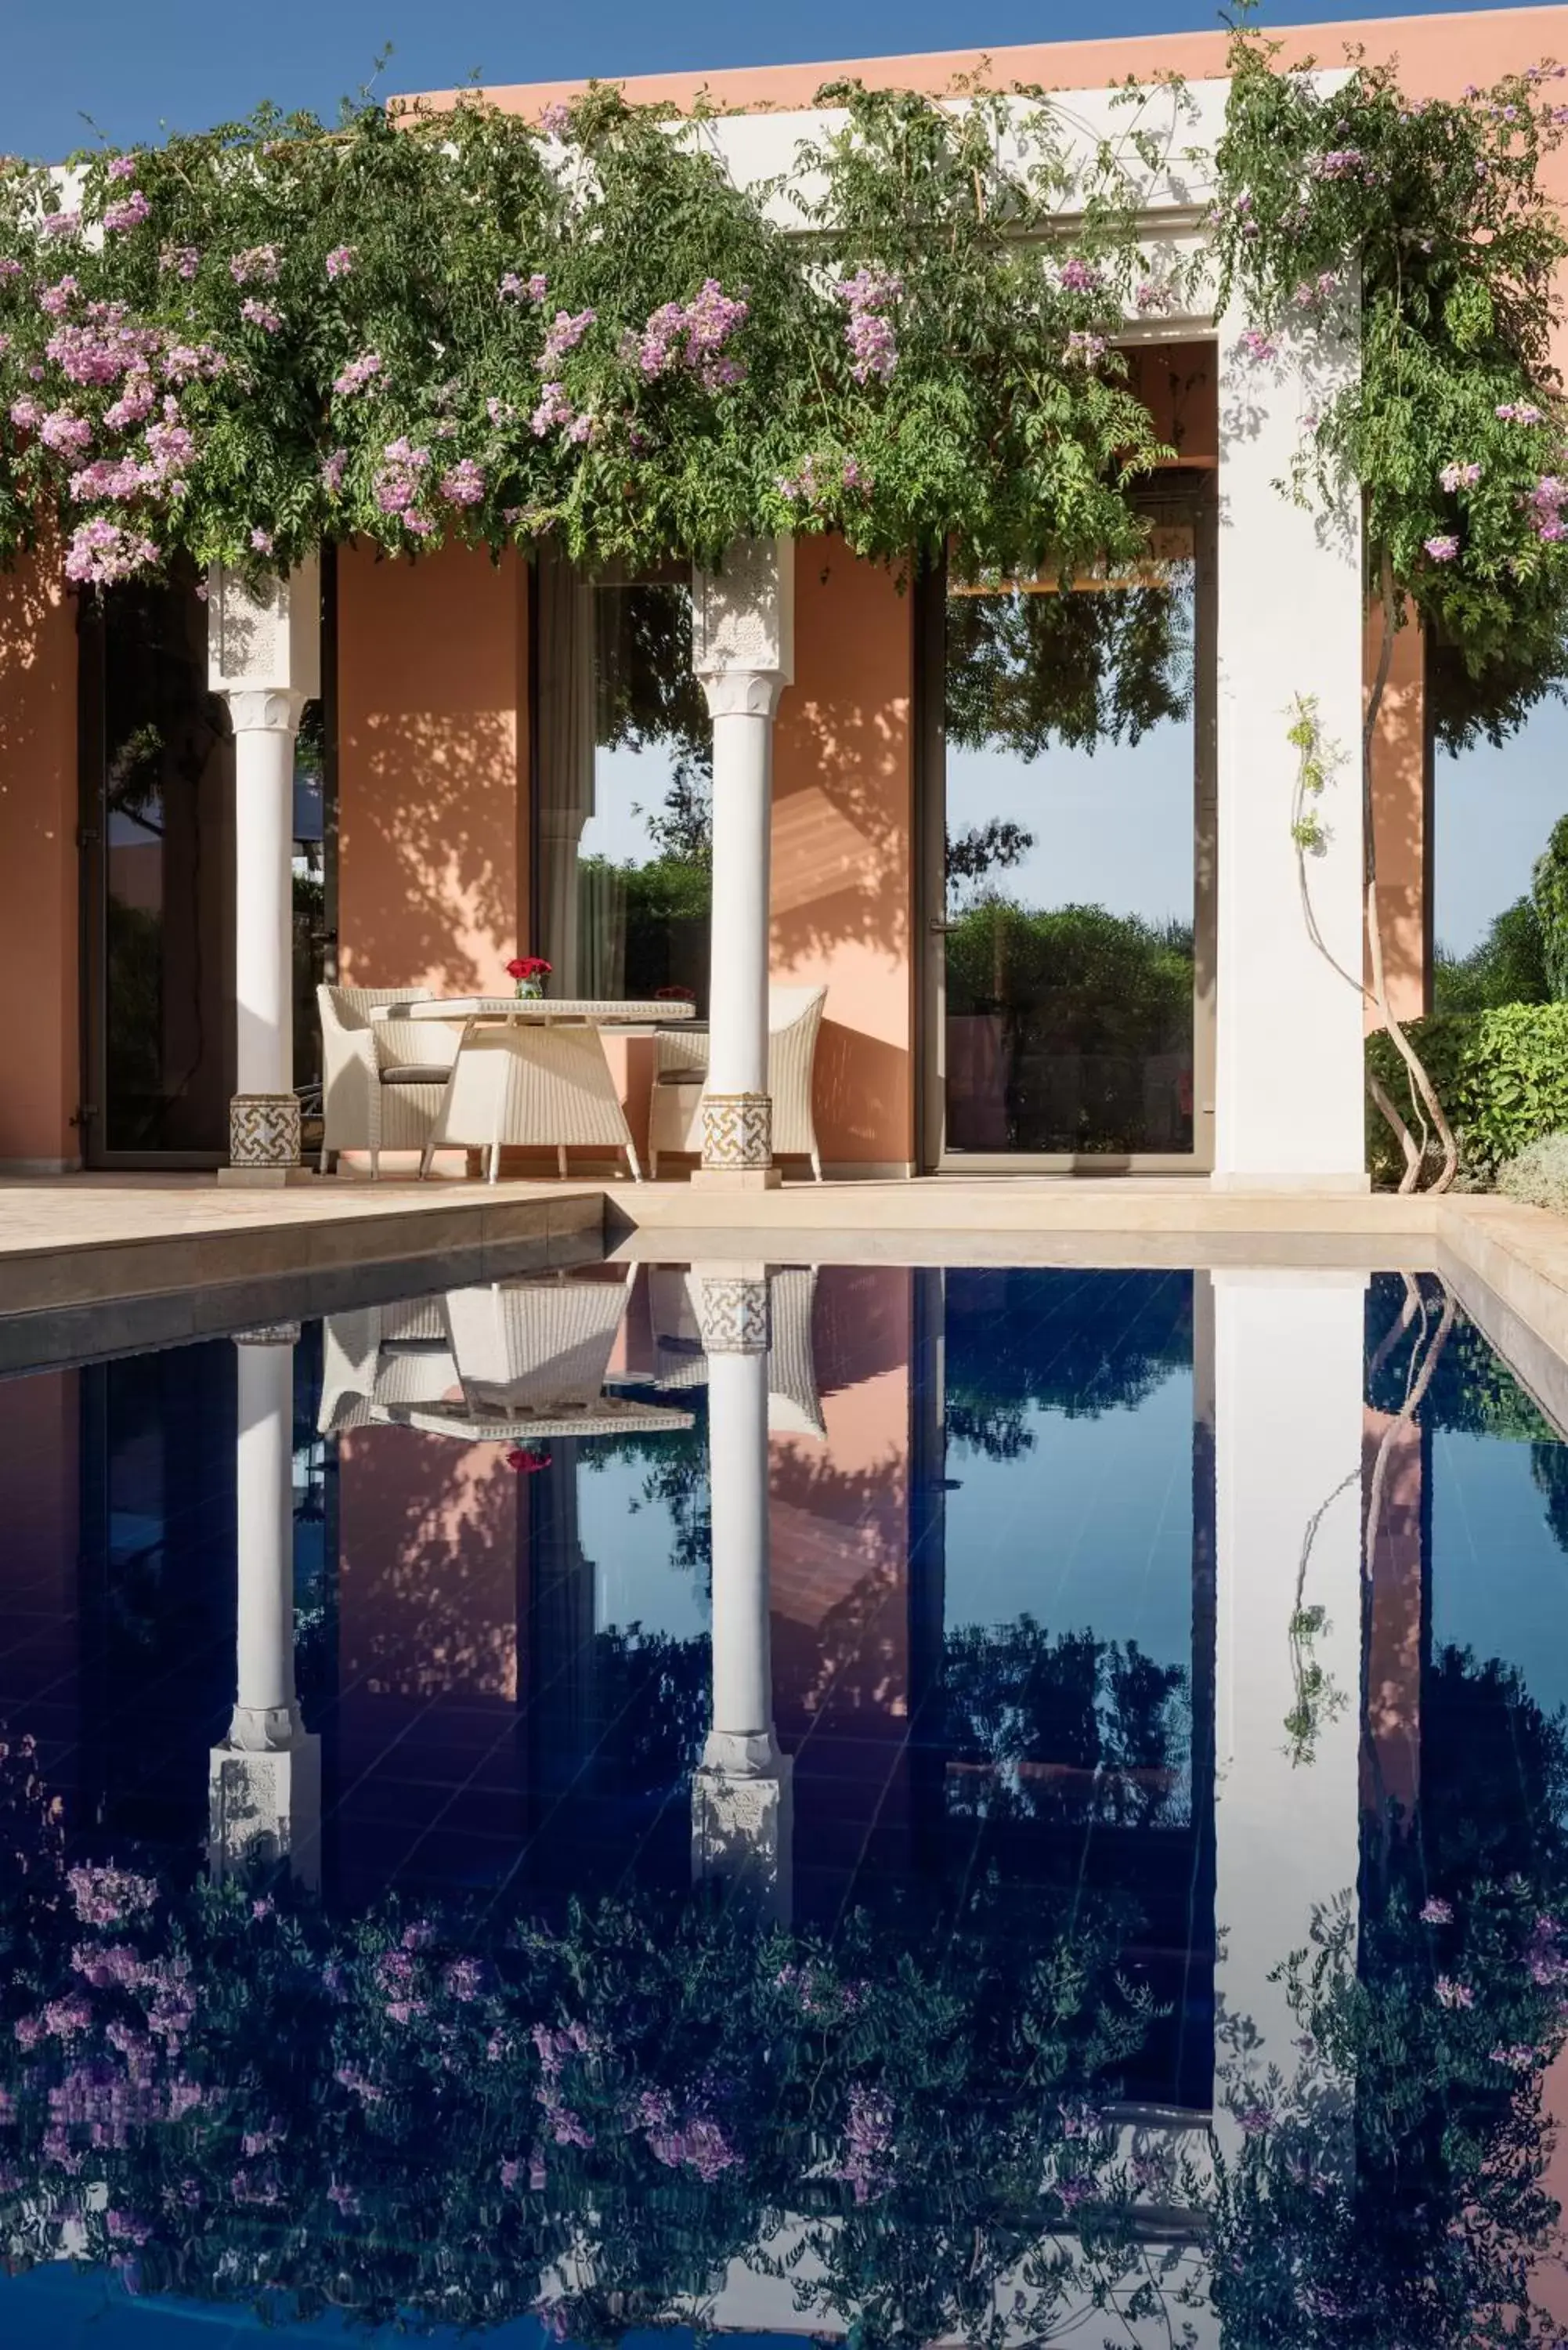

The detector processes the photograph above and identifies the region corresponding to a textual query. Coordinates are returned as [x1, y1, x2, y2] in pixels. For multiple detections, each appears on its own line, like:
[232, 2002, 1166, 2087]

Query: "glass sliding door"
[79, 563, 331, 1166]
[924, 480, 1215, 1170]
[535, 553, 714, 1009]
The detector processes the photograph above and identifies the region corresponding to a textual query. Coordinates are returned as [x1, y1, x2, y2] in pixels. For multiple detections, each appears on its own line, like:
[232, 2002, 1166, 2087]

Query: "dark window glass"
[942, 523, 1199, 1158]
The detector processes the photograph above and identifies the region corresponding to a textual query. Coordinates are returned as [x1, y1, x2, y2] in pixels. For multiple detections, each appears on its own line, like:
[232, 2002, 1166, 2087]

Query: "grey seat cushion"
[380, 1065, 453, 1086]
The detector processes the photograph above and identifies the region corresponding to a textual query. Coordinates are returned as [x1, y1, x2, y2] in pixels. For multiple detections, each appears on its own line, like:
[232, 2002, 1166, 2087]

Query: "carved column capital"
[692, 535, 793, 714]
[224, 686, 309, 736]
[208, 558, 321, 706]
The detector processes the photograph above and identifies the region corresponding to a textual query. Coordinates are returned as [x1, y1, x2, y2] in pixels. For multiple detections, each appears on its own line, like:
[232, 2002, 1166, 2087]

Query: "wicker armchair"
[649, 985, 826, 1180]
[317, 985, 461, 1177]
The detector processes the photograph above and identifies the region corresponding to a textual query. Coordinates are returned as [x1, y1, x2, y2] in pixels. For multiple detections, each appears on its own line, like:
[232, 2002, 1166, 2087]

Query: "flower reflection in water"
[1, 1719, 1567, 2347]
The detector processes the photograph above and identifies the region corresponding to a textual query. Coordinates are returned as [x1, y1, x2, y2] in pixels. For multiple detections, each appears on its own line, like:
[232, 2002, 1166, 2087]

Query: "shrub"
[1432, 898, 1548, 1014]
[1366, 1003, 1568, 1186]
[1498, 1132, 1568, 1216]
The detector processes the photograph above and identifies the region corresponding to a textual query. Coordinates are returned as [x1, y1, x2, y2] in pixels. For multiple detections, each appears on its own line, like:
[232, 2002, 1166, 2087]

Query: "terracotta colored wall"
[773, 545, 914, 1172]
[406, 11, 1568, 166]
[0, 1368, 79, 1781]
[1361, 1406, 1423, 1820]
[0, 550, 78, 1170]
[337, 541, 528, 993]
[1367, 609, 1429, 1026]
[770, 1267, 914, 1902]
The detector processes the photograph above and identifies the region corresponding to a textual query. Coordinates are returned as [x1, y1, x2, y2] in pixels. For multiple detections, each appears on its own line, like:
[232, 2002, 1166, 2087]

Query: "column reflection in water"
[1211, 1270, 1364, 2153]
[209, 1325, 320, 1889]
[689, 1265, 793, 1922]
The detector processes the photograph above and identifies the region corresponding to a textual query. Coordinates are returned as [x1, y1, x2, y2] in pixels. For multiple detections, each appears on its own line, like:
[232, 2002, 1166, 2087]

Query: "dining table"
[391, 996, 695, 1184]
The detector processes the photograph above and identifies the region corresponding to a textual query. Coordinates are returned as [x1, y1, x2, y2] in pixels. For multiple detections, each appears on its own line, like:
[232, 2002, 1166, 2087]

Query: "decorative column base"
[208, 1719, 322, 1891]
[693, 1092, 781, 1191]
[219, 1093, 312, 1187]
[692, 1737, 793, 1925]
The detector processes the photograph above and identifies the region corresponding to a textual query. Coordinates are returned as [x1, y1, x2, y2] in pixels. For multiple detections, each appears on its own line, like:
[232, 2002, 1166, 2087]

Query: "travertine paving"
[6, 1172, 1568, 1403]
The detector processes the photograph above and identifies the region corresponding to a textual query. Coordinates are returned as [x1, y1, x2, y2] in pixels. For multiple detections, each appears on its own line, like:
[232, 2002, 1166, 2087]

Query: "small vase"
[514, 979, 544, 1001]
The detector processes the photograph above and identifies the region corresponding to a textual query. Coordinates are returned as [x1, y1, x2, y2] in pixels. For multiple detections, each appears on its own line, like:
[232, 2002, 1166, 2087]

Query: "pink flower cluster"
[635, 280, 749, 389]
[374, 436, 431, 521]
[333, 349, 382, 397]
[635, 2087, 740, 2182]
[1529, 475, 1567, 543]
[1314, 148, 1366, 179]
[48, 307, 163, 385]
[229, 244, 280, 286]
[1424, 533, 1461, 562]
[324, 245, 355, 280]
[1134, 280, 1175, 314]
[833, 2081, 894, 2204]
[103, 189, 151, 234]
[1064, 330, 1107, 365]
[160, 245, 200, 280]
[1434, 1975, 1474, 2008]
[1237, 329, 1278, 363]
[538, 306, 596, 371]
[531, 381, 588, 441]
[1057, 257, 1101, 293]
[500, 271, 549, 302]
[531, 2019, 596, 2147]
[1496, 400, 1545, 425]
[1440, 461, 1483, 492]
[439, 457, 486, 505]
[1292, 271, 1343, 306]
[64, 522, 161, 584]
[38, 275, 80, 317]
[66, 1864, 159, 1926]
[775, 452, 869, 504]
[239, 298, 283, 334]
[320, 446, 348, 494]
[837, 268, 901, 385]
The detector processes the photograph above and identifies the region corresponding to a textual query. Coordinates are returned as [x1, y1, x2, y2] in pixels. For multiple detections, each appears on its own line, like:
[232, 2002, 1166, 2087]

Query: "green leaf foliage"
[1367, 1001, 1568, 1180]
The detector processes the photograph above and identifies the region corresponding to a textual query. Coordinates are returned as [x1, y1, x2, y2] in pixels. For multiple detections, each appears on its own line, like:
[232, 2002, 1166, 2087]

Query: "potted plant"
[505, 956, 551, 1002]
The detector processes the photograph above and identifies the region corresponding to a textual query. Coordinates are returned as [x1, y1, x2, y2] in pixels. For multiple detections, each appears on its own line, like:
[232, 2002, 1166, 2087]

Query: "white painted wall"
[1213, 304, 1367, 1187]
[1212, 1270, 1364, 2151]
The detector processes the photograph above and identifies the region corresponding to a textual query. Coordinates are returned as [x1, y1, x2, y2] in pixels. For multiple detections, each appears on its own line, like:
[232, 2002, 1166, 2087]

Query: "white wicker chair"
[318, 985, 461, 1177]
[648, 985, 826, 1180]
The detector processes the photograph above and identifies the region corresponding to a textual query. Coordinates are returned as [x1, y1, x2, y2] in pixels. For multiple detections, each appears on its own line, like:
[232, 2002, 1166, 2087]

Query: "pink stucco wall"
[337, 540, 529, 996]
[0, 548, 78, 1168]
[773, 545, 915, 1170]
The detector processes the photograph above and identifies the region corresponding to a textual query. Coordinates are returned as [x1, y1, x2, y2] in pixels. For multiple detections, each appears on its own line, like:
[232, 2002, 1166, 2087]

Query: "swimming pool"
[0, 1258, 1565, 2343]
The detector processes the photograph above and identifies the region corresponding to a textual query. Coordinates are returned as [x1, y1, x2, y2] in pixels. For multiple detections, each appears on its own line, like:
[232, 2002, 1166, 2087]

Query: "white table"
[403, 997, 695, 1184]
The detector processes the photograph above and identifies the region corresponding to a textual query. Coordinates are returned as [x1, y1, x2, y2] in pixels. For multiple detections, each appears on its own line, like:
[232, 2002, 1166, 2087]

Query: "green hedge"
[1366, 1003, 1568, 1185]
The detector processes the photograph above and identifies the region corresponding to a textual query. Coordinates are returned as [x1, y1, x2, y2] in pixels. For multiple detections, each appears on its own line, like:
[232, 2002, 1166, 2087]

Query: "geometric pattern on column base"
[695, 1274, 771, 1355]
[208, 1731, 321, 1891]
[229, 1091, 301, 1169]
[701, 1090, 771, 1170]
[691, 1750, 793, 1925]
[231, 1322, 303, 1350]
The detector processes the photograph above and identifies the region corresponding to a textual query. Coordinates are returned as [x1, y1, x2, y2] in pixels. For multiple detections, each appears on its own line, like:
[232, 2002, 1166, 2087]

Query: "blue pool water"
[0, 1260, 1566, 2342]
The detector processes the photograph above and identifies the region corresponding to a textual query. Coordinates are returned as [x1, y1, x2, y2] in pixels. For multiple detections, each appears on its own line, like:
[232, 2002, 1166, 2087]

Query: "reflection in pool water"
[1, 1264, 1567, 2343]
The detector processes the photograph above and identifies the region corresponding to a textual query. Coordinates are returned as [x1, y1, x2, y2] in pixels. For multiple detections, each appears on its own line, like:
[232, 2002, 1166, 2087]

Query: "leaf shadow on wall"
[339, 707, 521, 995]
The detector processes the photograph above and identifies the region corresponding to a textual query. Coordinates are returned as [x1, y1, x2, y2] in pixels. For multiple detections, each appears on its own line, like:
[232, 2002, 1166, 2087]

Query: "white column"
[692, 538, 793, 1190]
[1212, 297, 1367, 1189]
[1211, 1270, 1364, 2159]
[208, 559, 321, 1184]
[691, 1267, 792, 1921]
[209, 1325, 321, 1889]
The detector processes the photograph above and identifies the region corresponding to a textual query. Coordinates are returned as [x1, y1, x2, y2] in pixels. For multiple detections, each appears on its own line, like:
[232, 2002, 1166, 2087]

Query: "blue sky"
[0, 0, 1549, 157]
